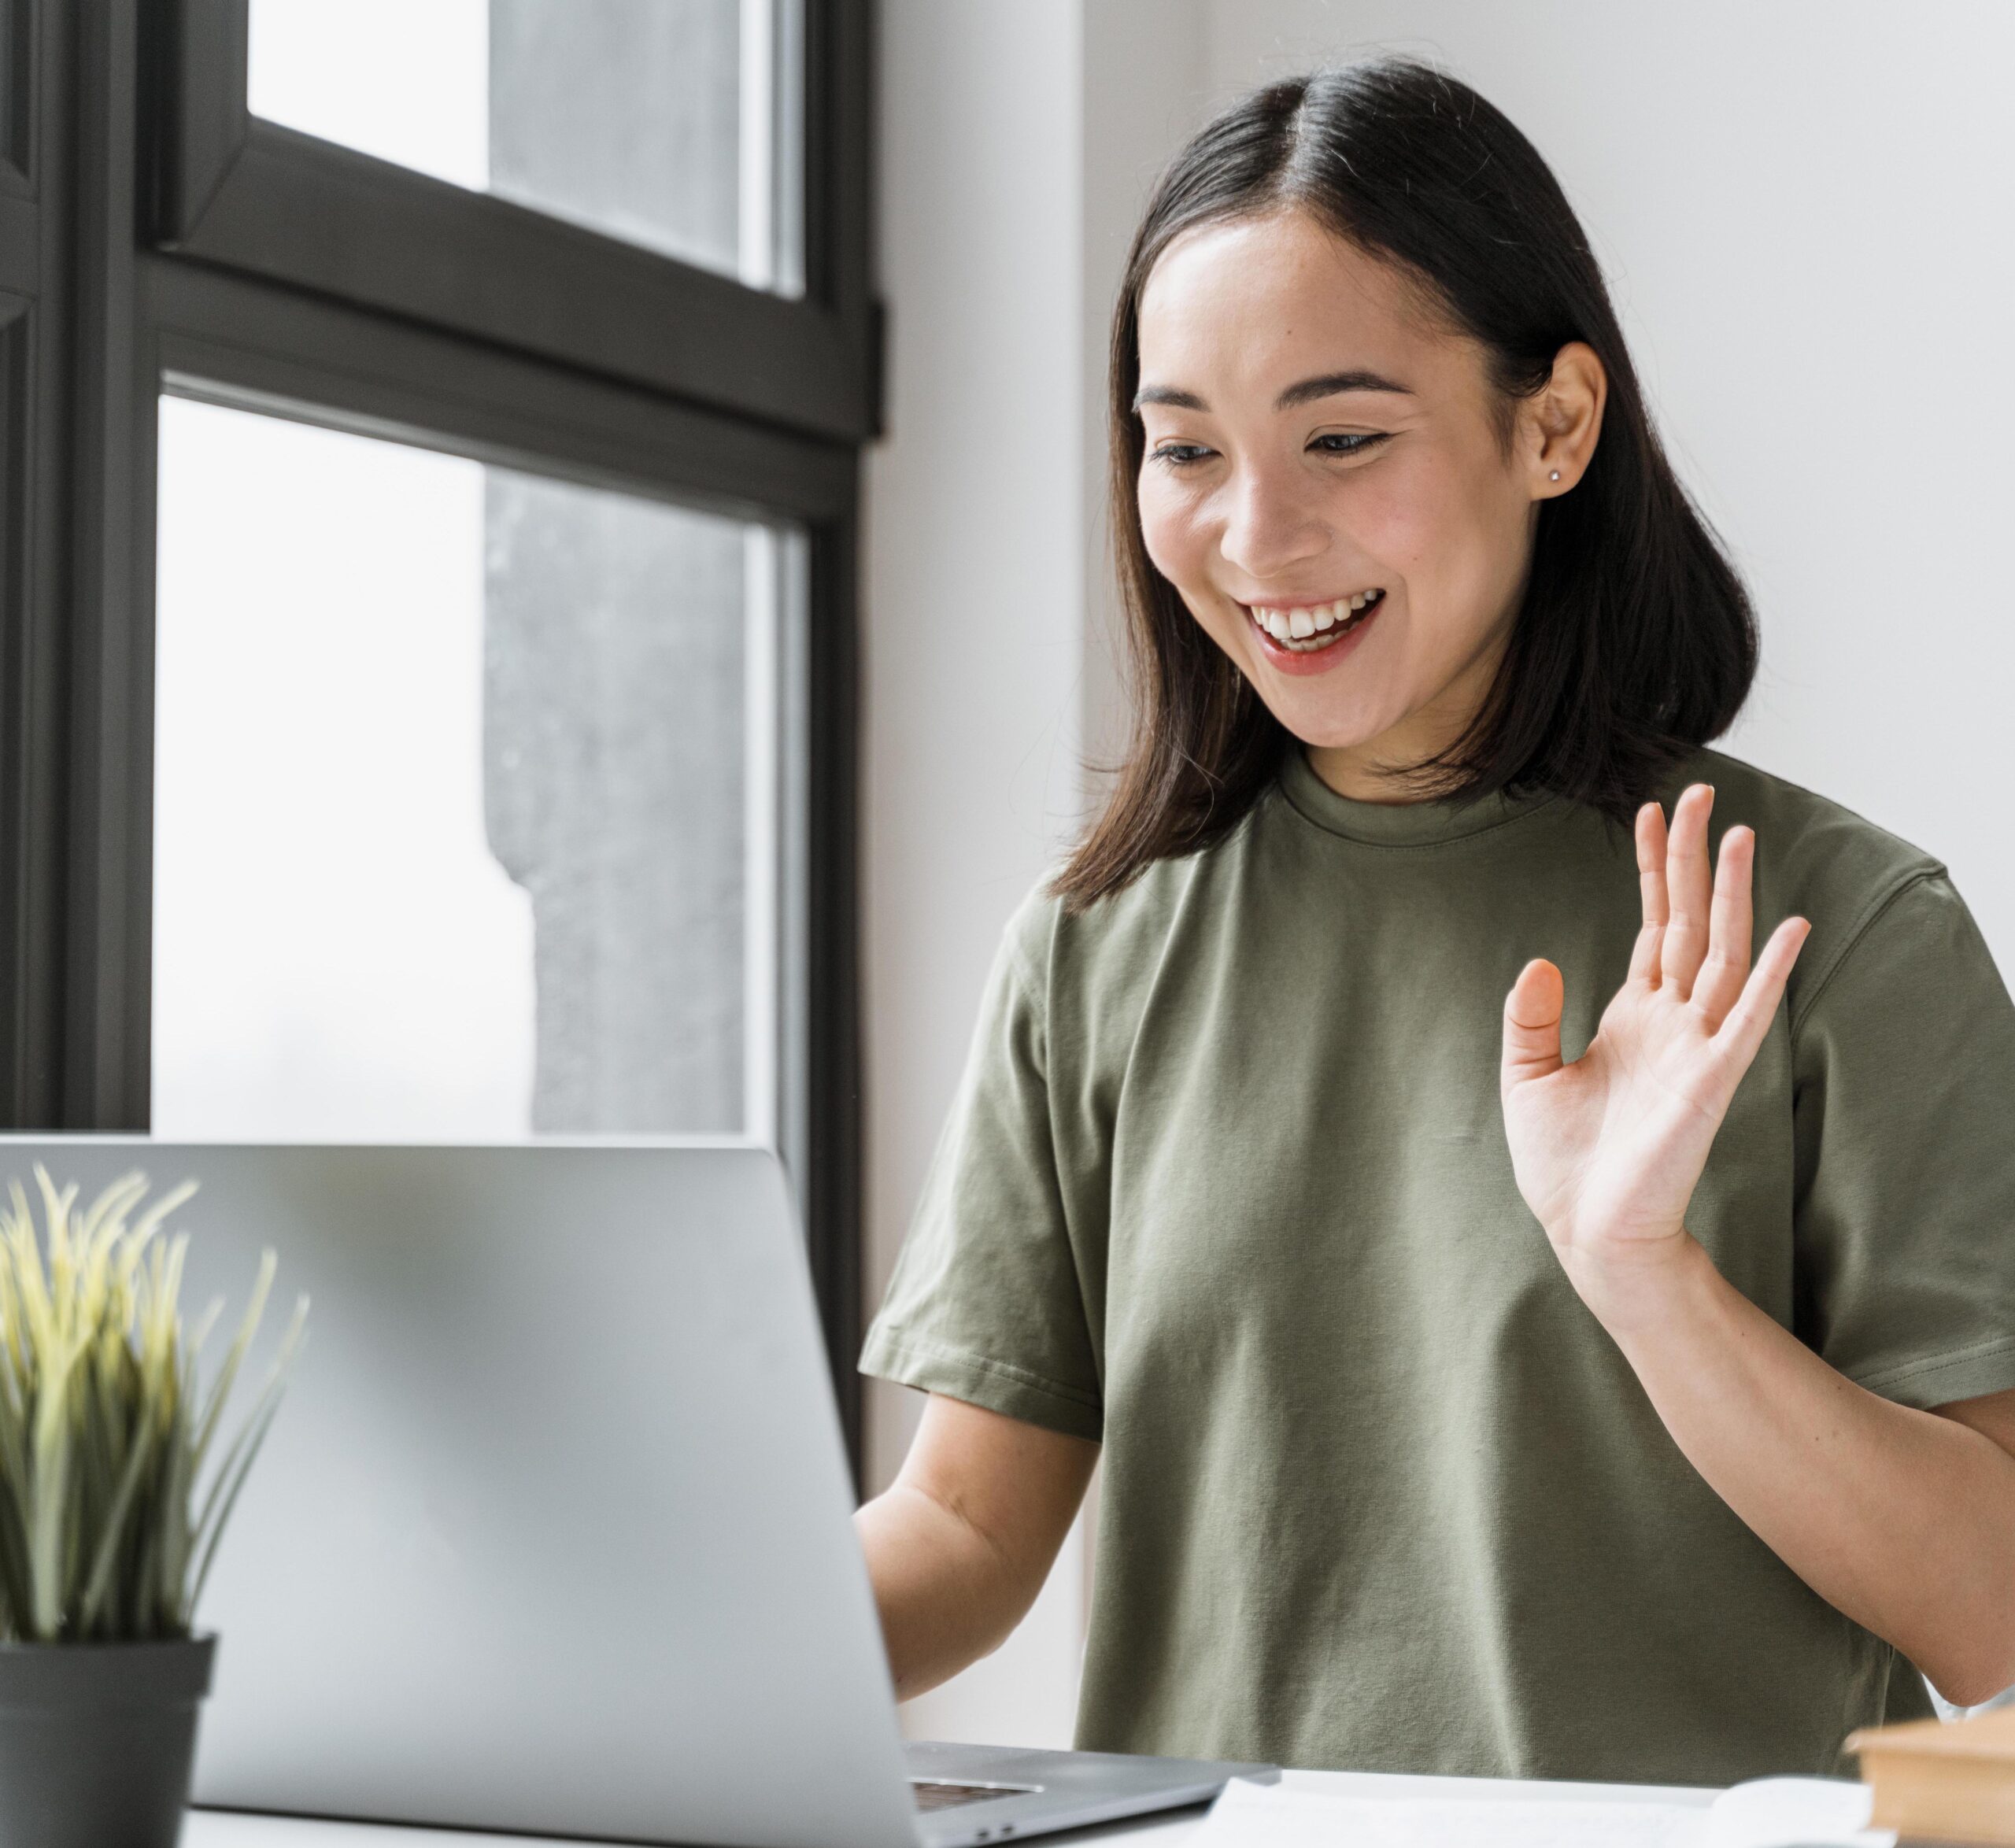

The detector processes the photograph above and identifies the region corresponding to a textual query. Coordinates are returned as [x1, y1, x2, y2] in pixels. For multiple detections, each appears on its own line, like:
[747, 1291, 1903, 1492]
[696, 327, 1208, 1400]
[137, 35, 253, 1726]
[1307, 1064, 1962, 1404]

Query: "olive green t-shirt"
[860, 745, 2015, 1786]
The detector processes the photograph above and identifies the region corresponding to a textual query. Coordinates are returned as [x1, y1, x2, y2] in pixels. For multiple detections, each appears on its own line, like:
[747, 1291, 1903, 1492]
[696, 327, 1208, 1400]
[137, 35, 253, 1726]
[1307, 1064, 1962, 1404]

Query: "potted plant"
[0, 1166, 307, 1848]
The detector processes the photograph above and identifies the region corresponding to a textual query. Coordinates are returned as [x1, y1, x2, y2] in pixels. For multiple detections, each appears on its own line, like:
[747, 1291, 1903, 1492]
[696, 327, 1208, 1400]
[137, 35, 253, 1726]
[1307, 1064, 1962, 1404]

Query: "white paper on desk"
[1703, 1777, 1893, 1848]
[1196, 1775, 1896, 1848]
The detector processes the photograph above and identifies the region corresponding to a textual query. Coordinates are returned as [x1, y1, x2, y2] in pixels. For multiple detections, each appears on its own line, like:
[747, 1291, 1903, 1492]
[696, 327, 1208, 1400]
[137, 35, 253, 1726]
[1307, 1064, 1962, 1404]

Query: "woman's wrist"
[1553, 1227, 1717, 1344]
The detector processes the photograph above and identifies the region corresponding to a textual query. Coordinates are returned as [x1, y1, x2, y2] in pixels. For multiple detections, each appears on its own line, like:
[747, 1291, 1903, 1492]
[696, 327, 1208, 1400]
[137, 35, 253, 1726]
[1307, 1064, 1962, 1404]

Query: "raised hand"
[1499, 783, 1810, 1307]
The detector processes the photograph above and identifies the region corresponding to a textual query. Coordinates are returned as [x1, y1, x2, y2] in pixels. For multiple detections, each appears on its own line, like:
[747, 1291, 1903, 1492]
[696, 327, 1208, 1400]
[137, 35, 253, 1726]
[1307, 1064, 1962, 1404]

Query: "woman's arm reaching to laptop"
[854, 1393, 1100, 1701]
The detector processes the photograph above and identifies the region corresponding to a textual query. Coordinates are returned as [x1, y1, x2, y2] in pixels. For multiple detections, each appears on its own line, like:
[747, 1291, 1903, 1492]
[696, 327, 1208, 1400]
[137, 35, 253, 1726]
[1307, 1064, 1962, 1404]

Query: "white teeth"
[1248, 589, 1385, 653]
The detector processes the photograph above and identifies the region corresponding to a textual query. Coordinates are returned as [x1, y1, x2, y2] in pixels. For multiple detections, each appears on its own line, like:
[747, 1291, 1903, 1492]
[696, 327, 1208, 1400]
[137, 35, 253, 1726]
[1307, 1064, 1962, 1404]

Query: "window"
[246, 0, 805, 293]
[156, 0, 873, 437]
[152, 399, 810, 1163]
[0, 0, 874, 1473]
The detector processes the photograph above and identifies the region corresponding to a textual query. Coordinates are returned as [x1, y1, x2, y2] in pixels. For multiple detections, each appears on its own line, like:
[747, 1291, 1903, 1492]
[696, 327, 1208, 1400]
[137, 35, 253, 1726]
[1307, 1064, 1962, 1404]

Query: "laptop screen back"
[0, 1138, 919, 1848]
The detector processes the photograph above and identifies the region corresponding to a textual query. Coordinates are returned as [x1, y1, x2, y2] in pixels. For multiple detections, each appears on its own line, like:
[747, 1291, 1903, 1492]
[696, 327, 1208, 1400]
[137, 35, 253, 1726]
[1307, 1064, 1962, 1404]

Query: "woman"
[853, 57, 2015, 1786]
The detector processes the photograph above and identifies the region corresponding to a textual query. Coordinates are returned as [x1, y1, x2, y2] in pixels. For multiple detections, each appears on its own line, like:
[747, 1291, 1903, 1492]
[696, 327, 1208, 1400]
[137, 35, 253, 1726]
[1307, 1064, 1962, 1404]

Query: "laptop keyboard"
[911, 1779, 1041, 1812]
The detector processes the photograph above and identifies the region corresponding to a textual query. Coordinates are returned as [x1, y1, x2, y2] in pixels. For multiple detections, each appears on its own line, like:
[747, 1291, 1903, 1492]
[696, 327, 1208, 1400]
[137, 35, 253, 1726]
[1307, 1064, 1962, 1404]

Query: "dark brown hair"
[1050, 56, 1758, 914]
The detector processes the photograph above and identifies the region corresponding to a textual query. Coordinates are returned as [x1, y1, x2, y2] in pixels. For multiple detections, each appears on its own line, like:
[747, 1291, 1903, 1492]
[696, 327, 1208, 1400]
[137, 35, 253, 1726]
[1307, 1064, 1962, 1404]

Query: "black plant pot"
[0, 1634, 216, 1848]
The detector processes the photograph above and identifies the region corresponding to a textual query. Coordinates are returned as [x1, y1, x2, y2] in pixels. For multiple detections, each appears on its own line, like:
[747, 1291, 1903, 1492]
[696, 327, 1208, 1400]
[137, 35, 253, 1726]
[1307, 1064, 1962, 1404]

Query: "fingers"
[1659, 784, 1715, 997]
[1713, 915, 1811, 1069]
[1501, 958, 1566, 1099]
[1690, 824, 1755, 1024]
[1628, 801, 1669, 983]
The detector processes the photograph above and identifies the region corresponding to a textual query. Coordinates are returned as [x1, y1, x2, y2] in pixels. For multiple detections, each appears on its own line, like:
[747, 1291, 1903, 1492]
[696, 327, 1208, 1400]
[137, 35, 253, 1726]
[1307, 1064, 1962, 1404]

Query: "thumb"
[1501, 958, 1566, 1097]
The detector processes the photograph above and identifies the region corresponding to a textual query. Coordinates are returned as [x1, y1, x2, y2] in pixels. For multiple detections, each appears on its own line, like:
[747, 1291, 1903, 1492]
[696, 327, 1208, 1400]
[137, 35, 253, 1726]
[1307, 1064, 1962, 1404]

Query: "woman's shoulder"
[1682, 746, 1953, 1017]
[1000, 808, 1264, 1007]
[1685, 747, 1939, 869]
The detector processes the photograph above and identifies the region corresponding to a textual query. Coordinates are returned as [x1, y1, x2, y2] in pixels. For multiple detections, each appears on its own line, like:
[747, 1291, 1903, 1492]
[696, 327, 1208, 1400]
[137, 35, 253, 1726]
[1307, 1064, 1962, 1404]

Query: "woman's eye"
[1149, 443, 1214, 468]
[1311, 432, 1387, 456]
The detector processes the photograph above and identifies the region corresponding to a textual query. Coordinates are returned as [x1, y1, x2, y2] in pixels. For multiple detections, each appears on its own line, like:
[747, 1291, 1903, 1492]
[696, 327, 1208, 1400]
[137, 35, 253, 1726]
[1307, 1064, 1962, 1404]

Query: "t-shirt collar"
[1278, 744, 1562, 846]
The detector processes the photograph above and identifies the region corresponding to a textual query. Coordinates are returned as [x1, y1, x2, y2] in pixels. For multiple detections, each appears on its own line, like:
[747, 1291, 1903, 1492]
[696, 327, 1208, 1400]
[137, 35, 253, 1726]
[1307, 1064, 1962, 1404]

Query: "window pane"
[152, 397, 807, 1155]
[246, 0, 805, 295]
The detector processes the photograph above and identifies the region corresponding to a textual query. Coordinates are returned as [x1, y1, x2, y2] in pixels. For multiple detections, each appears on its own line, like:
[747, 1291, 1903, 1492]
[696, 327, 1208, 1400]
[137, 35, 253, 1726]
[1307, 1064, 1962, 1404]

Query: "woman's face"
[1133, 207, 1603, 795]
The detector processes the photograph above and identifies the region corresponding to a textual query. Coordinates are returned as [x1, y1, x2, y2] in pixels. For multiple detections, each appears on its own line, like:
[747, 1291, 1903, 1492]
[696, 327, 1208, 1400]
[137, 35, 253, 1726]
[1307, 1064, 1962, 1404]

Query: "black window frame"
[156, 0, 878, 445]
[0, 0, 877, 1477]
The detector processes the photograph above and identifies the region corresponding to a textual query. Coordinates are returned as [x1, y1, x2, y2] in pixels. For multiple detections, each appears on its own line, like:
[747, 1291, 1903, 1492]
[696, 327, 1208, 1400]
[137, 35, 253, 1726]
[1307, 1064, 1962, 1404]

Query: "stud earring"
[1549, 470, 1561, 481]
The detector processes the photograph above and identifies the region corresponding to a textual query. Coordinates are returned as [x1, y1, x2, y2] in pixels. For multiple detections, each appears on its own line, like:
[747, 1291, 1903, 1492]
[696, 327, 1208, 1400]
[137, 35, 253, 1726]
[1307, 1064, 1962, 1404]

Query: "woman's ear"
[1529, 340, 1606, 497]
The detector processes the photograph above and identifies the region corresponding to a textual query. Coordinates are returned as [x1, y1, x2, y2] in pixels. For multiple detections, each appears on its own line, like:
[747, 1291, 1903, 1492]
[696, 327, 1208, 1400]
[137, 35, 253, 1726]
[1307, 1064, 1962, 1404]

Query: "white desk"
[185, 1768, 1722, 1846]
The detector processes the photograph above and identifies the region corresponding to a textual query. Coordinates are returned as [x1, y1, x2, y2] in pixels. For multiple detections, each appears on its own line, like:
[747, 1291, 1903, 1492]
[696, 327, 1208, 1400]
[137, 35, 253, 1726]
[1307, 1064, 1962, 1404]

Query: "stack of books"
[1847, 1708, 2015, 1845]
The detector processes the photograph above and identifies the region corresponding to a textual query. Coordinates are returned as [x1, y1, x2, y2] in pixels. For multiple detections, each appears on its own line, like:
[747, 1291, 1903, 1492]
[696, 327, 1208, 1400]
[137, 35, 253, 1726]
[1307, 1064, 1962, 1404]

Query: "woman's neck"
[1306, 626, 1509, 803]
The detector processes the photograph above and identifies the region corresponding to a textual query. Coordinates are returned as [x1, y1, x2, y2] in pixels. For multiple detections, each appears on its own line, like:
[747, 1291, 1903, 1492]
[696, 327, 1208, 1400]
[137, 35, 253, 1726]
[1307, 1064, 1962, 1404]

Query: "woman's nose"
[1216, 469, 1329, 582]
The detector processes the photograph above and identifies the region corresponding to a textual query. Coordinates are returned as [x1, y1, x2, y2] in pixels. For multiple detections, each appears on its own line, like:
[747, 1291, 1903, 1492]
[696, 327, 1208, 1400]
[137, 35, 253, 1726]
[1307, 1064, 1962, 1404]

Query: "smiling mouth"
[1245, 589, 1386, 653]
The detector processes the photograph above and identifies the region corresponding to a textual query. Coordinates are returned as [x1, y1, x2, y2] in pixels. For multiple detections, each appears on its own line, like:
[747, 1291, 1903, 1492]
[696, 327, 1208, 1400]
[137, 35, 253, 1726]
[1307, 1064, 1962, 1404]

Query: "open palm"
[1499, 784, 1810, 1284]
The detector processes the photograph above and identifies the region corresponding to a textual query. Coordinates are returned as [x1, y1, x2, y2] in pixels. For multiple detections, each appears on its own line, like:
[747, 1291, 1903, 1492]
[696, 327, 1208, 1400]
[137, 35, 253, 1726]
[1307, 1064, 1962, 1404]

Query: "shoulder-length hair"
[1051, 56, 1757, 914]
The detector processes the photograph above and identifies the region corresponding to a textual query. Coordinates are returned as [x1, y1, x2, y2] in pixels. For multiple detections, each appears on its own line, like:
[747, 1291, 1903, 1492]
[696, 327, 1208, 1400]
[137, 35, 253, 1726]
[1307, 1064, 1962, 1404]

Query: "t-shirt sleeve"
[858, 910, 1104, 1442]
[1793, 870, 2015, 1410]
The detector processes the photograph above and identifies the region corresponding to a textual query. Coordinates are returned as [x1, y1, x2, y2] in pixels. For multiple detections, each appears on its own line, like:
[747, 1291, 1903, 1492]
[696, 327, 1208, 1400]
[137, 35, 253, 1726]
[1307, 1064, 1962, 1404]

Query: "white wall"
[863, 0, 1099, 1750]
[861, 0, 1217, 1751]
[1078, 2, 1210, 775]
[866, 0, 2015, 1750]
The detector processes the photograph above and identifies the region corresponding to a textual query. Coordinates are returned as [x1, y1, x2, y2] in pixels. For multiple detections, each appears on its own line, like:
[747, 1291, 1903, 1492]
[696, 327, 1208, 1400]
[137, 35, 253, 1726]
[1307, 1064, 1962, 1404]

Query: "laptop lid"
[0, 1137, 922, 1848]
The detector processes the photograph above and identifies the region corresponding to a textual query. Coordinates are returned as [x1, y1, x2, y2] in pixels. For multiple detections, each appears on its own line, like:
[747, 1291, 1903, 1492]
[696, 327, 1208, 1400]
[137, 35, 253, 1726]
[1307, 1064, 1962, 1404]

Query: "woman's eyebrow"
[1132, 368, 1416, 413]
[1275, 368, 1414, 408]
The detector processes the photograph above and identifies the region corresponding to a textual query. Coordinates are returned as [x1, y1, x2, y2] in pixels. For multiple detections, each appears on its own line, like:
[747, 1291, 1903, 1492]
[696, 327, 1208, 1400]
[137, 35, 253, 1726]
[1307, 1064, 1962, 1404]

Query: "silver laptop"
[0, 1138, 1274, 1846]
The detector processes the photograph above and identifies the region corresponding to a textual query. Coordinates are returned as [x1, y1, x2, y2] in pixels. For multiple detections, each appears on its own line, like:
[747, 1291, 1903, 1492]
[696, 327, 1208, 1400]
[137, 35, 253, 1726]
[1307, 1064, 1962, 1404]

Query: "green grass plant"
[0, 1166, 308, 1643]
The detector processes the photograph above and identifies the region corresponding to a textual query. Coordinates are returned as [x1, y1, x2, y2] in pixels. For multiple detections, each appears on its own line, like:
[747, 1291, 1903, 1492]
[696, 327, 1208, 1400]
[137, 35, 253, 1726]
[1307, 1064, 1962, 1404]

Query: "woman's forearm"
[1578, 1233, 2015, 1706]
[853, 1480, 1044, 1700]
[853, 1392, 1100, 1702]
